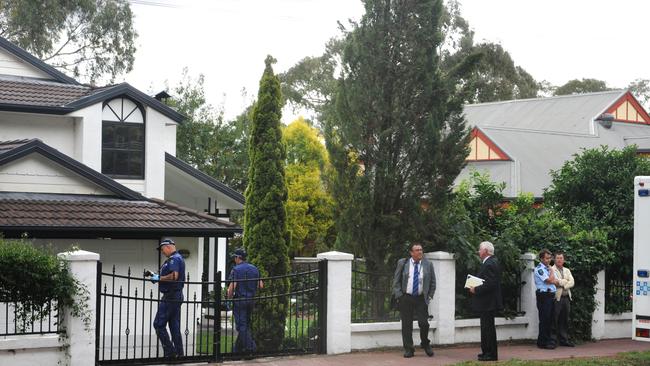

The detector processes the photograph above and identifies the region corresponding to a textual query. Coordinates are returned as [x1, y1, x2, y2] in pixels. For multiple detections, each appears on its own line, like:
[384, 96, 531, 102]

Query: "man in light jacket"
[392, 242, 436, 358]
[551, 251, 575, 347]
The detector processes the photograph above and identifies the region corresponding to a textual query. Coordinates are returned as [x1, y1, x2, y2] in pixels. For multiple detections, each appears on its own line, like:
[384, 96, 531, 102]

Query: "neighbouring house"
[0, 36, 244, 286]
[457, 90, 650, 199]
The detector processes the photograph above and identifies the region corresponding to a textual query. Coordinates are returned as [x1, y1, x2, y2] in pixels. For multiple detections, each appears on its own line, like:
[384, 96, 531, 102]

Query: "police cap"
[158, 237, 175, 250]
[231, 247, 247, 259]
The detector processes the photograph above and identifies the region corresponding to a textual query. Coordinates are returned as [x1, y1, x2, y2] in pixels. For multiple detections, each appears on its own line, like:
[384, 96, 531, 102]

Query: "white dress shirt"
[406, 258, 424, 295]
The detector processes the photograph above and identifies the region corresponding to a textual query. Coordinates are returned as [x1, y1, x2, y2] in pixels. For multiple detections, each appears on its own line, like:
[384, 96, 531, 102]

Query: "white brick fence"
[320, 251, 633, 354]
[0, 250, 633, 364]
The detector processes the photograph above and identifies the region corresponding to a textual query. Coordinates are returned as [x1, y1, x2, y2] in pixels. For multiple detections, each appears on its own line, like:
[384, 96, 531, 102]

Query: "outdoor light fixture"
[596, 113, 615, 129]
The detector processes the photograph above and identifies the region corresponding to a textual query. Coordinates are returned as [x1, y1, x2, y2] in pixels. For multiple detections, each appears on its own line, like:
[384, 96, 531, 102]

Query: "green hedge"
[0, 238, 89, 329]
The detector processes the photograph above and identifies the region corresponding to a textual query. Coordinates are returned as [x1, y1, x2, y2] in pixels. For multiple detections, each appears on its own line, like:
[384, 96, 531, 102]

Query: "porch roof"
[0, 192, 241, 239]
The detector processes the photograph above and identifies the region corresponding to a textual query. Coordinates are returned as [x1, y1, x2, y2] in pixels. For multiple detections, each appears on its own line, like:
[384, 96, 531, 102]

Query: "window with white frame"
[101, 97, 145, 179]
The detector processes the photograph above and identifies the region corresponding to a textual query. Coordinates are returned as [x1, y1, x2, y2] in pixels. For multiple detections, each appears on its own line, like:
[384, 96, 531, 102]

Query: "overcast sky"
[125, 0, 650, 121]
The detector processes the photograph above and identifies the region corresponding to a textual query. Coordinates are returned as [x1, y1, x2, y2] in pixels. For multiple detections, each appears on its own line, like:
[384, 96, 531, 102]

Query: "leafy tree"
[283, 117, 335, 257]
[329, 0, 469, 277]
[628, 78, 650, 109]
[168, 70, 249, 192]
[243, 56, 289, 351]
[554, 78, 611, 96]
[443, 42, 539, 104]
[544, 146, 650, 311]
[0, 0, 137, 83]
[281, 0, 540, 122]
[280, 39, 344, 123]
[452, 171, 612, 340]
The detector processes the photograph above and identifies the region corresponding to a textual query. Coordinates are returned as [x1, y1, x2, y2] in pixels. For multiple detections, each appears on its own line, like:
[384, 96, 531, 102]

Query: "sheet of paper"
[464, 274, 485, 288]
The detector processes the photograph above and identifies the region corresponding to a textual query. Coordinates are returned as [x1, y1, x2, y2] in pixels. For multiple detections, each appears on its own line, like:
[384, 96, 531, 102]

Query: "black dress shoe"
[560, 342, 575, 347]
[403, 349, 414, 358]
[477, 353, 484, 359]
[478, 354, 498, 361]
[540, 344, 556, 349]
[422, 343, 434, 357]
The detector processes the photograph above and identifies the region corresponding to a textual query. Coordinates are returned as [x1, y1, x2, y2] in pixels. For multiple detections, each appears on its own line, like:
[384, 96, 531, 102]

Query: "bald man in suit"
[469, 241, 503, 362]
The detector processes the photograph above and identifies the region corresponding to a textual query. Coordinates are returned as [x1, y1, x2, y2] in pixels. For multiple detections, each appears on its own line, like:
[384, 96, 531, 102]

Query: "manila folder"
[464, 274, 484, 288]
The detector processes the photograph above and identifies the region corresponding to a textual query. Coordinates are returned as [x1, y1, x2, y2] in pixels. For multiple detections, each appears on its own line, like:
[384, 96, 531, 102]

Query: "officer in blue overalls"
[534, 248, 558, 349]
[227, 248, 263, 354]
[146, 237, 186, 358]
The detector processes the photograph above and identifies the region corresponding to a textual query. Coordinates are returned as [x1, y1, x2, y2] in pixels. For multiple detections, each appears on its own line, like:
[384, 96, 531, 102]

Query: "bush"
[450, 171, 612, 341]
[0, 238, 90, 329]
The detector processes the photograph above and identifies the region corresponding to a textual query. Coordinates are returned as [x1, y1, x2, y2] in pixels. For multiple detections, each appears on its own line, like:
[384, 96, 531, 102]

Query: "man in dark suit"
[469, 241, 503, 362]
[392, 242, 436, 358]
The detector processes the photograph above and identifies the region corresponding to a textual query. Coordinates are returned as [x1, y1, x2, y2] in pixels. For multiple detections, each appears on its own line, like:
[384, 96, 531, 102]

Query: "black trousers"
[399, 294, 430, 351]
[551, 296, 571, 344]
[479, 311, 498, 358]
[536, 292, 555, 346]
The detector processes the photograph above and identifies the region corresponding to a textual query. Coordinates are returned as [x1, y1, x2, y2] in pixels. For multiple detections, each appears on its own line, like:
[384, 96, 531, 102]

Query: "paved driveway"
[218, 339, 650, 366]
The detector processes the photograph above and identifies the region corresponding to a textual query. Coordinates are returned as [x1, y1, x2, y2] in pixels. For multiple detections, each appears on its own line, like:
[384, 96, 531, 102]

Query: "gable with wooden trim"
[606, 91, 650, 124]
[466, 128, 511, 161]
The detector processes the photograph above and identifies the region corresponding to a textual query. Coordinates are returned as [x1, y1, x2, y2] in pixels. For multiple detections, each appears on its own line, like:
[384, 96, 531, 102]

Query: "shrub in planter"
[0, 238, 89, 329]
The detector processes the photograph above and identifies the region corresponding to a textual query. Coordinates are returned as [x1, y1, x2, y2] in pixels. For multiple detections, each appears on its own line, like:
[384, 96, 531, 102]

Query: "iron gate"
[95, 260, 326, 365]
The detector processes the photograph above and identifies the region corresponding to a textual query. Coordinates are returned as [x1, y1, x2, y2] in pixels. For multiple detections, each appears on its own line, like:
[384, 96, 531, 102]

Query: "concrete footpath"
[219, 339, 650, 366]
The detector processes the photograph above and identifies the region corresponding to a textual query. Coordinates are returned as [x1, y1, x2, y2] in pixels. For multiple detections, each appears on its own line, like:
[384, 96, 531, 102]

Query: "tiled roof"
[0, 192, 239, 235]
[0, 77, 98, 107]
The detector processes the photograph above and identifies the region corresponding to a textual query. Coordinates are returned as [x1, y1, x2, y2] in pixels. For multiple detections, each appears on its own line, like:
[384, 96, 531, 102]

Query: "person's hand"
[469, 286, 475, 294]
[150, 274, 160, 283]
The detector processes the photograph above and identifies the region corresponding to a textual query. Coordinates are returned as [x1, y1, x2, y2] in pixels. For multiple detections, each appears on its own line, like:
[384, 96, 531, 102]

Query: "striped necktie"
[413, 262, 419, 295]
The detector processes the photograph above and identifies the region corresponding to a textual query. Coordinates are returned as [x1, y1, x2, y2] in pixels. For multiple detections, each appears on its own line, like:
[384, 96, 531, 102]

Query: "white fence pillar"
[520, 253, 538, 339]
[317, 251, 353, 354]
[425, 251, 455, 345]
[592, 269, 606, 340]
[58, 250, 100, 366]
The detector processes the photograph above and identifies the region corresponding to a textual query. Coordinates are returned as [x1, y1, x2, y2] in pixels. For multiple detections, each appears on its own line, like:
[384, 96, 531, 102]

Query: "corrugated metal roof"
[459, 92, 650, 197]
[463, 90, 626, 134]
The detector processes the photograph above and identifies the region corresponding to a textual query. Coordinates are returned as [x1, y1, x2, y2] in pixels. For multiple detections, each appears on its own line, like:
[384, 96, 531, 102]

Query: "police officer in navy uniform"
[146, 237, 186, 358]
[534, 248, 558, 349]
[227, 248, 263, 354]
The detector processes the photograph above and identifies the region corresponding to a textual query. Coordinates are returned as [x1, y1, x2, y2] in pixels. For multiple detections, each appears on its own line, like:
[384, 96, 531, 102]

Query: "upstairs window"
[101, 97, 145, 179]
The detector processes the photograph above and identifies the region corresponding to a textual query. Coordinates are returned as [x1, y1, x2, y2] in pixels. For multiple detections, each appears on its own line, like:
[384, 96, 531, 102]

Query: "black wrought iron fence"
[219, 262, 325, 359]
[96, 260, 326, 365]
[351, 259, 399, 323]
[0, 300, 60, 336]
[605, 277, 633, 314]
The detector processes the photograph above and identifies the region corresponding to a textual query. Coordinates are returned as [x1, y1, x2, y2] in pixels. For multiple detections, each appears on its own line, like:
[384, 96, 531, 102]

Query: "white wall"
[69, 103, 169, 198]
[164, 123, 177, 157]
[0, 111, 75, 156]
[0, 47, 50, 79]
[603, 313, 633, 339]
[0, 153, 111, 195]
[351, 321, 437, 350]
[142, 108, 167, 199]
[0, 335, 62, 365]
[70, 104, 102, 171]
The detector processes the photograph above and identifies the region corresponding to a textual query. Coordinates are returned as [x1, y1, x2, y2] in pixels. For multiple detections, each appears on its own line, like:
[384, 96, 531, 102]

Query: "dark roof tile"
[0, 193, 239, 234]
[0, 77, 95, 106]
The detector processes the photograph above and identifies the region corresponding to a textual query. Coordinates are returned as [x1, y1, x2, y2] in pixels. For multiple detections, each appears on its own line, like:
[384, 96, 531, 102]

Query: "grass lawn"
[454, 350, 650, 365]
[196, 317, 316, 354]
[195, 333, 233, 354]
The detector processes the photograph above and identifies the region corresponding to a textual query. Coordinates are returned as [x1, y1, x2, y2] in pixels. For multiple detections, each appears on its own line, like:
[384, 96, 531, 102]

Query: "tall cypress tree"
[243, 55, 290, 351]
[328, 0, 469, 276]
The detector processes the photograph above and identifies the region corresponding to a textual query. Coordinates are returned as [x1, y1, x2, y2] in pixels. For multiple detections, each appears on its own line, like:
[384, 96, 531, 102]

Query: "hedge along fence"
[450, 173, 614, 341]
[0, 238, 91, 334]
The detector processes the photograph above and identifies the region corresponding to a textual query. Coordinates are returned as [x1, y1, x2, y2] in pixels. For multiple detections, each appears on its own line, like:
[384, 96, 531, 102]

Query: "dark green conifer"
[329, 0, 470, 277]
[243, 55, 290, 351]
